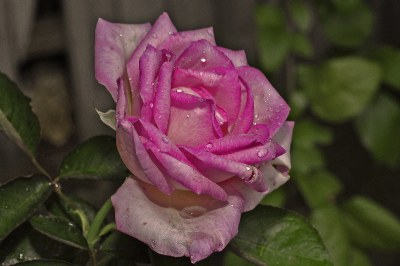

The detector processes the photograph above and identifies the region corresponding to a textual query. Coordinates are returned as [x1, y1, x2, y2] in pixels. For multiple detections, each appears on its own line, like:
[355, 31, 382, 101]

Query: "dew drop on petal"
[149, 102, 154, 108]
[179, 206, 206, 219]
[200, 57, 207, 63]
[161, 136, 169, 143]
[150, 239, 156, 249]
[186, 114, 190, 118]
[152, 33, 158, 38]
[206, 142, 213, 150]
[257, 149, 268, 158]
[176, 88, 183, 93]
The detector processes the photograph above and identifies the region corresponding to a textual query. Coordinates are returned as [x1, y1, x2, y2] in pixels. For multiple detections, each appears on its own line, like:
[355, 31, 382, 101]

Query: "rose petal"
[222, 121, 294, 211]
[95, 18, 151, 101]
[231, 77, 254, 134]
[153, 61, 174, 133]
[126, 13, 177, 98]
[116, 119, 173, 194]
[217, 47, 248, 67]
[168, 92, 219, 146]
[182, 148, 268, 192]
[112, 177, 244, 263]
[238, 66, 290, 137]
[159, 27, 216, 57]
[176, 39, 234, 71]
[173, 68, 241, 124]
[139, 45, 163, 121]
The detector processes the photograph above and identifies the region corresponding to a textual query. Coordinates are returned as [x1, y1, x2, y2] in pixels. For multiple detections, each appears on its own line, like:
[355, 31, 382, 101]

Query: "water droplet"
[149, 102, 154, 108]
[179, 206, 206, 219]
[200, 57, 207, 63]
[168, 31, 173, 35]
[151, 82, 155, 86]
[176, 88, 183, 93]
[207, 28, 213, 36]
[150, 239, 156, 249]
[254, 114, 259, 119]
[19, 253, 24, 260]
[128, 77, 132, 81]
[119, 33, 123, 37]
[186, 114, 190, 118]
[161, 136, 169, 143]
[53, 183, 61, 189]
[151, 33, 158, 38]
[245, 166, 251, 171]
[206, 142, 213, 150]
[68, 222, 74, 227]
[257, 149, 268, 158]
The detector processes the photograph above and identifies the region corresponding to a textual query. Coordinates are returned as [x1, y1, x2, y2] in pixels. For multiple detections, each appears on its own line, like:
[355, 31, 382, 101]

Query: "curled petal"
[127, 13, 177, 96]
[231, 77, 254, 134]
[95, 18, 151, 101]
[116, 120, 173, 194]
[112, 178, 244, 263]
[238, 66, 290, 137]
[217, 47, 248, 67]
[159, 27, 216, 57]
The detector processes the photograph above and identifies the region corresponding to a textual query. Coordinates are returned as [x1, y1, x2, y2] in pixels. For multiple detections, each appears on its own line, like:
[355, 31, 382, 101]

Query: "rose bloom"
[95, 13, 293, 263]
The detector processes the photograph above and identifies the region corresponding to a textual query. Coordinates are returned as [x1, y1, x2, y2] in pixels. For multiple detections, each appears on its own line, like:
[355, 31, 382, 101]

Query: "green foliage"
[372, 46, 400, 90]
[356, 94, 400, 167]
[230, 205, 333, 266]
[259, 187, 286, 207]
[0, 73, 40, 157]
[288, 0, 312, 32]
[0, 176, 52, 241]
[58, 135, 127, 180]
[301, 57, 381, 122]
[99, 231, 147, 260]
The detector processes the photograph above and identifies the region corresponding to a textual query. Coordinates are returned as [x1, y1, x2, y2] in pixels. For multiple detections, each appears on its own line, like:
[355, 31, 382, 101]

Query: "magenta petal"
[168, 92, 219, 146]
[139, 45, 162, 121]
[221, 141, 285, 165]
[153, 61, 174, 133]
[112, 177, 244, 263]
[176, 39, 234, 71]
[159, 27, 216, 58]
[126, 13, 177, 97]
[182, 148, 268, 192]
[95, 18, 151, 101]
[232, 77, 254, 134]
[173, 68, 241, 124]
[217, 47, 248, 67]
[116, 120, 173, 194]
[238, 66, 290, 137]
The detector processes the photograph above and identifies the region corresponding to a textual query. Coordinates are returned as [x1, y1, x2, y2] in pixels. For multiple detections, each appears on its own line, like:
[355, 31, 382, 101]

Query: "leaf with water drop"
[58, 135, 128, 180]
[230, 205, 333, 266]
[30, 215, 88, 250]
[0, 175, 52, 241]
[0, 73, 40, 158]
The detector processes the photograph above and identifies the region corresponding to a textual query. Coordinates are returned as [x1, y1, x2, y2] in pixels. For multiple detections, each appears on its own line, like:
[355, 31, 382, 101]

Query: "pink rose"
[95, 13, 293, 263]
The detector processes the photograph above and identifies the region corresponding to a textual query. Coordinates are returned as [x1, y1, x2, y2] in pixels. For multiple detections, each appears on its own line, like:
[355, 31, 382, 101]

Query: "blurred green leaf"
[372, 46, 400, 90]
[0, 175, 52, 241]
[231, 205, 333, 266]
[260, 187, 286, 207]
[293, 120, 333, 147]
[292, 145, 325, 175]
[149, 250, 221, 266]
[288, 0, 312, 32]
[289, 91, 308, 119]
[348, 248, 372, 266]
[14, 260, 73, 265]
[99, 231, 147, 260]
[290, 33, 313, 58]
[30, 215, 88, 250]
[256, 4, 290, 71]
[311, 205, 350, 266]
[320, 3, 373, 48]
[356, 94, 400, 168]
[341, 196, 400, 251]
[296, 171, 343, 209]
[301, 57, 381, 122]
[58, 135, 127, 180]
[332, 0, 363, 12]
[224, 251, 254, 266]
[0, 73, 40, 157]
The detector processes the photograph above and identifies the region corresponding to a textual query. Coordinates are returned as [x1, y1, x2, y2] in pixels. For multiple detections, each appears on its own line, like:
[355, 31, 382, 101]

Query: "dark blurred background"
[0, 0, 399, 265]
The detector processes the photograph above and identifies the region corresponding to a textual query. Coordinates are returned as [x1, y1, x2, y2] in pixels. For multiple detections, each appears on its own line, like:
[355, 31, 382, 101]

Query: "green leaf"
[311, 205, 350, 266]
[14, 260, 74, 266]
[99, 231, 147, 259]
[372, 46, 400, 90]
[320, 3, 373, 48]
[289, 91, 308, 119]
[224, 251, 254, 266]
[0, 175, 52, 241]
[348, 248, 372, 266]
[260, 187, 286, 207]
[332, 0, 363, 12]
[341, 196, 400, 251]
[293, 120, 333, 148]
[292, 145, 325, 175]
[296, 171, 342, 209]
[30, 215, 88, 250]
[58, 135, 127, 180]
[0, 224, 76, 265]
[290, 33, 313, 58]
[302, 57, 381, 122]
[288, 0, 312, 32]
[0, 73, 40, 157]
[230, 205, 333, 266]
[256, 4, 290, 71]
[356, 94, 400, 168]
